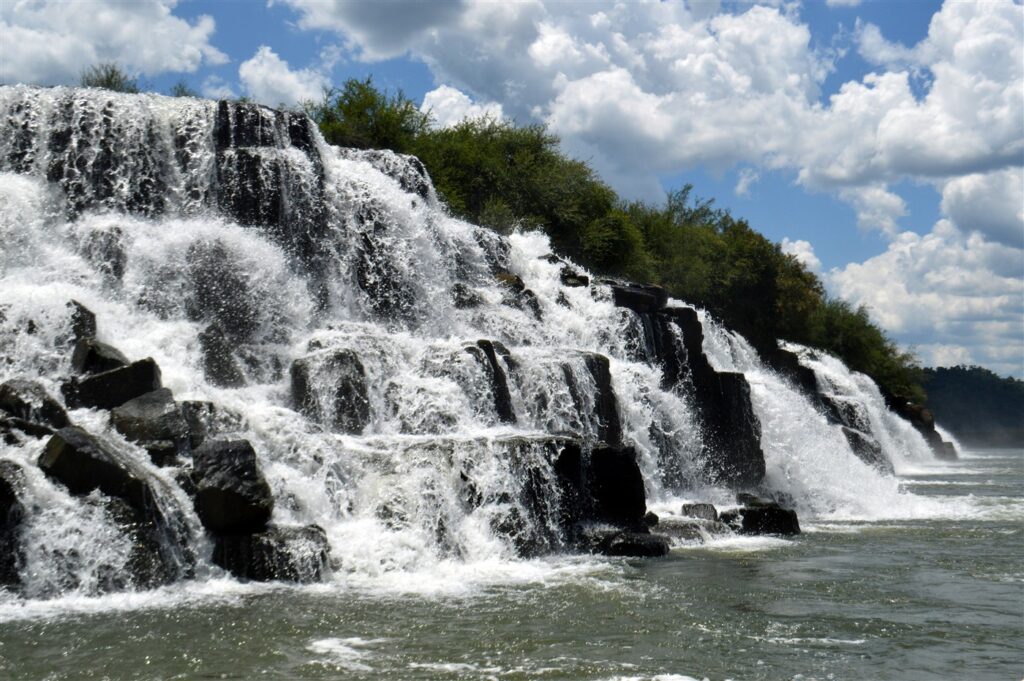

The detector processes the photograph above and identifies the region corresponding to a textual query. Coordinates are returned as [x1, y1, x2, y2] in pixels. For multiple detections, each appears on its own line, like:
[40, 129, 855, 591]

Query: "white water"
[0, 86, 958, 613]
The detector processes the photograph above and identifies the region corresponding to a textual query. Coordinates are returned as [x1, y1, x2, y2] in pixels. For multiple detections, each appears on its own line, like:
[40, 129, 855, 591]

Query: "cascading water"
[0, 86, 951, 608]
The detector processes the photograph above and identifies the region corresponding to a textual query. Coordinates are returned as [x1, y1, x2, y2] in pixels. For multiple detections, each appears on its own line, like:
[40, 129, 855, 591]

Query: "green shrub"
[80, 63, 139, 93]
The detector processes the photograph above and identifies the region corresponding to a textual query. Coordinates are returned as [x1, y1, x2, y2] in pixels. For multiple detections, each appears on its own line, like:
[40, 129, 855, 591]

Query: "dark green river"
[1, 448, 1021, 681]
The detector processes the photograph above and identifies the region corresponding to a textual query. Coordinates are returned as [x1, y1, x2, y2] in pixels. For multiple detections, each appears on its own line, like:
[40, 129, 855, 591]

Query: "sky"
[1, 0, 1022, 376]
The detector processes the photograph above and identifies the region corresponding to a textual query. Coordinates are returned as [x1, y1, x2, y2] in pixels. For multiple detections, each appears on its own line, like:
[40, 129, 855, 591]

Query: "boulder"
[1, 414, 55, 442]
[559, 266, 589, 288]
[582, 353, 622, 446]
[681, 502, 719, 522]
[607, 283, 667, 314]
[841, 426, 894, 475]
[587, 444, 647, 530]
[180, 401, 217, 448]
[103, 497, 177, 589]
[658, 515, 729, 542]
[0, 461, 26, 588]
[71, 338, 129, 375]
[198, 324, 246, 388]
[596, 531, 670, 557]
[192, 439, 274, 534]
[0, 379, 69, 429]
[213, 525, 329, 583]
[495, 272, 543, 319]
[450, 282, 483, 309]
[66, 300, 97, 346]
[110, 389, 191, 465]
[291, 350, 370, 434]
[39, 427, 152, 508]
[62, 358, 162, 410]
[467, 340, 516, 424]
[721, 500, 800, 536]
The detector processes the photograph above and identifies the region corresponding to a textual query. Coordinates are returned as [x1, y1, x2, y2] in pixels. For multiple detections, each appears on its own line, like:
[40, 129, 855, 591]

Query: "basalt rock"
[882, 389, 958, 460]
[841, 426, 893, 475]
[62, 358, 162, 410]
[291, 349, 371, 434]
[191, 439, 274, 535]
[553, 442, 649, 536]
[559, 266, 589, 288]
[595, 531, 670, 557]
[721, 497, 800, 536]
[213, 524, 330, 583]
[0, 461, 26, 588]
[110, 389, 191, 466]
[71, 337, 129, 375]
[681, 503, 719, 522]
[582, 353, 622, 446]
[467, 340, 516, 424]
[198, 324, 246, 388]
[66, 300, 97, 347]
[0, 379, 69, 430]
[40, 427, 151, 508]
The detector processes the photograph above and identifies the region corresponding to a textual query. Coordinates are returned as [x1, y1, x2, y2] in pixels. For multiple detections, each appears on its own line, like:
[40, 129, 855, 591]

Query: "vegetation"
[80, 63, 139, 93]
[170, 80, 199, 98]
[306, 77, 926, 402]
[922, 366, 1024, 446]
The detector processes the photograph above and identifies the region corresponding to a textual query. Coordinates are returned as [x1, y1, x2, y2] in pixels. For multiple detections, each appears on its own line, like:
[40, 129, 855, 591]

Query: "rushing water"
[0, 86, 1008, 678]
[1, 448, 1019, 680]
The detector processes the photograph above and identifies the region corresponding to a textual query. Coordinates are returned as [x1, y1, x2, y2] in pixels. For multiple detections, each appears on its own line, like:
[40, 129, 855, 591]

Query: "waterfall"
[0, 86, 949, 605]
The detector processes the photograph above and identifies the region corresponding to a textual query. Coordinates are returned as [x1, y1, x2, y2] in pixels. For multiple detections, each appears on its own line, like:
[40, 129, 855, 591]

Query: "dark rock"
[762, 346, 820, 401]
[0, 379, 69, 429]
[450, 282, 483, 309]
[560, 266, 589, 288]
[841, 426, 893, 474]
[721, 502, 800, 536]
[496, 272, 543, 319]
[495, 271, 526, 292]
[66, 300, 96, 346]
[291, 350, 370, 434]
[821, 395, 872, 433]
[186, 240, 259, 343]
[110, 389, 191, 465]
[198, 324, 246, 388]
[213, 524, 329, 583]
[62, 358, 162, 410]
[470, 340, 516, 424]
[180, 401, 216, 448]
[882, 389, 958, 460]
[39, 427, 151, 509]
[192, 439, 274, 534]
[1, 414, 55, 442]
[71, 338, 129, 375]
[681, 503, 719, 522]
[0, 461, 26, 588]
[644, 511, 660, 527]
[103, 497, 175, 589]
[937, 442, 958, 461]
[587, 445, 647, 530]
[81, 227, 126, 281]
[607, 283, 667, 314]
[597, 531, 670, 557]
[582, 353, 622, 446]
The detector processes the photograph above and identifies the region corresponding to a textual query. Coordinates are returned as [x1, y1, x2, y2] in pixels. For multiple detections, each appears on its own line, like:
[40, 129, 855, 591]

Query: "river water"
[1, 447, 1019, 681]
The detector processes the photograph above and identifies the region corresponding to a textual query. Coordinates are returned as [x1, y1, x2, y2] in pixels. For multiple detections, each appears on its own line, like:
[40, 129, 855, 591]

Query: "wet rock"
[450, 282, 483, 309]
[762, 346, 820, 401]
[657, 515, 729, 542]
[198, 324, 246, 388]
[821, 395, 872, 433]
[0, 379, 69, 429]
[596, 531, 670, 557]
[186, 240, 259, 343]
[192, 439, 274, 534]
[588, 444, 647, 529]
[213, 524, 330, 583]
[39, 427, 152, 509]
[607, 283, 667, 314]
[468, 340, 516, 424]
[1, 414, 55, 442]
[882, 389, 958, 460]
[560, 266, 589, 288]
[110, 389, 191, 466]
[0, 461, 26, 588]
[62, 358, 162, 410]
[937, 442, 958, 461]
[582, 353, 622, 446]
[80, 226, 126, 281]
[180, 401, 217, 448]
[496, 272, 543, 320]
[103, 497, 175, 589]
[71, 338, 129, 375]
[644, 511, 660, 527]
[681, 503, 719, 522]
[841, 427, 893, 475]
[721, 500, 800, 536]
[66, 300, 97, 346]
[291, 350, 370, 434]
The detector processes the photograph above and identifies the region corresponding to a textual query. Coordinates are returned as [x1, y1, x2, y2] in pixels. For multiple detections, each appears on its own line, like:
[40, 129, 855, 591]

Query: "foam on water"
[0, 86, 966, 614]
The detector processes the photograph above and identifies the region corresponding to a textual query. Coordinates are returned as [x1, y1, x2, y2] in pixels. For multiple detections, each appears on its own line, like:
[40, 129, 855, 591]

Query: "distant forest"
[923, 367, 1024, 447]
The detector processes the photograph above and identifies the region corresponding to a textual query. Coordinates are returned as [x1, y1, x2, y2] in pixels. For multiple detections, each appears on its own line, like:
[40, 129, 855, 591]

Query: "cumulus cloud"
[421, 85, 504, 128]
[201, 75, 235, 100]
[0, 0, 227, 85]
[826, 0, 862, 6]
[238, 46, 328, 107]
[940, 168, 1024, 248]
[781, 238, 822, 272]
[735, 168, 760, 197]
[829, 222, 1024, 376]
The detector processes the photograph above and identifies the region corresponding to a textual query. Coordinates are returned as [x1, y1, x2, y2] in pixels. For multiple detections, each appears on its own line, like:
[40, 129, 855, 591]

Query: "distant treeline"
[308, 78, 925, 402]
[923, 366, 1024, 447]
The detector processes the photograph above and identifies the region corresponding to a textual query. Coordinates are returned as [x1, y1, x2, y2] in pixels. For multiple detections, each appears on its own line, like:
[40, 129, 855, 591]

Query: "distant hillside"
[923, 366, 1024, 447]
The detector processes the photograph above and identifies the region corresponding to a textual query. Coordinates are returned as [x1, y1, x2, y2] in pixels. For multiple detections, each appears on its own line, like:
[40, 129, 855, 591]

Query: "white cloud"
[940, 168, 1024, 248]
[238, 46, 328, 107]
[201, 75, 235, 100]
[781, 238, 822, 272]
[0, 0, 227, 85]
[735, 168, 760, 197]
[421, 86, 504, 128]
[829, 222, 1024, 376]
[838, 185, 908, 237]
[826, 0, 862, 8]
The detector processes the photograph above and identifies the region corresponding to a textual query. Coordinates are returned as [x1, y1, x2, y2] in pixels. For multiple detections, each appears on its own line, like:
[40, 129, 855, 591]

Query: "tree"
[170, 80, 198, 98]
[307, 77, 429, 153]
[80, 63, 139, 93]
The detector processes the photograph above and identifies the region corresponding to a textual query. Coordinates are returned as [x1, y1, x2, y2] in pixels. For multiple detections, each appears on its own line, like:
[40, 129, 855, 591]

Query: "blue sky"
[1, 0, 1021, 375]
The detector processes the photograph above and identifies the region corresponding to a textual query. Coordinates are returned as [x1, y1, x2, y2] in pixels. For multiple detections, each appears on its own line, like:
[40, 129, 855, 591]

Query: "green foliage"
[922, 366, 1024, 445]
[80, 63, 139, 93]
[170, 80, 199, 98]
[307, 78, 927, 403]
[307, 77, 429, 153]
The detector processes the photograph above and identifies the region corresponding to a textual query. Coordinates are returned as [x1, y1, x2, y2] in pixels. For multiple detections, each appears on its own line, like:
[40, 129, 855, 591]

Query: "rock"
[0, 379, 69, 429]
[681, 502, 719, 522]
[721, 501, 800, 536]
[841, 426, 894, 475]
[192, 439, 274, 534]
[80, 226, 126, 281]
[180, 401, 217, 448]
[71, 337, 129, 375]
[468, 340, 516, 424]
[607, 283, 667, 314]
[560, 266, 589, 288]
[1, 414, 55, 442]
[762, 345, 820, 400]
[0, 461, 26, 588]
[597, 531, 670, 557]
[495, 272, 543, 319]
[937, 442, 958, 461]
[581, 353, 622, 446]
[450, 282, 483, 309]
[644, 511, 660, 527]
[213, 524, 329, 583]
[110, 389, 191, 465]
[39, 427, 151, 509]
[186, 240, 259, 343]
[103, 497, 176, 589]
[291, 350, 370, 434]
[62, 358, 162, 410]
[587, 445, 647, 530]
[658, 515, 729, 542]
[882, 389, 958, 460]
[66, 300, 96, 346]
[198, 324, 246, 388]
